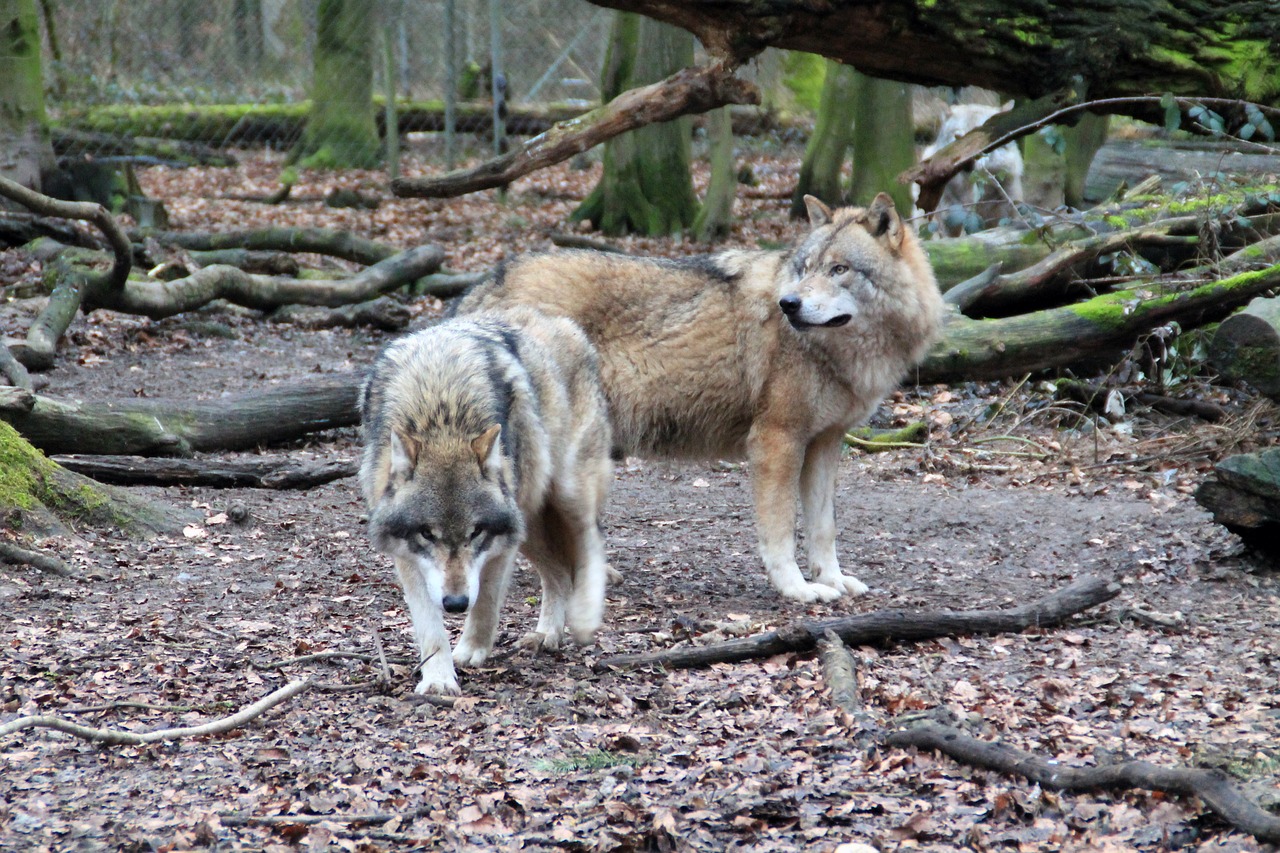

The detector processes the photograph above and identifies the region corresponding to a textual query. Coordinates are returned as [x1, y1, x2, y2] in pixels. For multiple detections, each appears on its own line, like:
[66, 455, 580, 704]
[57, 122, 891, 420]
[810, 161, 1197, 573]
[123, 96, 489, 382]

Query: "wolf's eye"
[418, 527, 437, 544]
[469, 524, 486, 542]
[830, 264, 849, 276]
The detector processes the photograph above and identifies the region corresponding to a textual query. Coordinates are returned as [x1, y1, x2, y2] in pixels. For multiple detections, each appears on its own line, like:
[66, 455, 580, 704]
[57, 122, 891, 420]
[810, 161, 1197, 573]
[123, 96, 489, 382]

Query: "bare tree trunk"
[790, 60, 858, 217]
[0, 0, 55, 193]
[571, 13, 699, 236]
[848, 72, 915, 214]
[692, 106, 736, 241]
[300, 0, 381, 168]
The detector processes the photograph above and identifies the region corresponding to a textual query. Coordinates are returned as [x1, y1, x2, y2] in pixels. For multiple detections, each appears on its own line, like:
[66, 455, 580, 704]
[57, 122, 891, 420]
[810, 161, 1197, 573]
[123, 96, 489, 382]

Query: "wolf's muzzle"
[442, 594, 469, 613]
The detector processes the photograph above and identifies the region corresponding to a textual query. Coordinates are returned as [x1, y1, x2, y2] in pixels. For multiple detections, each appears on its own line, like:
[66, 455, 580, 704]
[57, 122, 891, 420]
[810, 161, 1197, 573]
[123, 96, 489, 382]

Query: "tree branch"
[887, 720, 1280, 845]
[0, 540, 77, 578]
[391, 61, 759, 199]
[0, 174, 132, 292]
[596, 575, 1118, 671]
[0, 678, 312, 745]
[134, 226, 398, 266]
[86, 244, 442, 319]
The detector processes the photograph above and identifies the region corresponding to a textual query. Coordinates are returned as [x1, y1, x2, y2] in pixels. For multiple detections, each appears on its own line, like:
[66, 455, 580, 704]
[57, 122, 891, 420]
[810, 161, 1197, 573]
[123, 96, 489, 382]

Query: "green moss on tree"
[0, 420, 188, 537]
[572, 13, 699, 236]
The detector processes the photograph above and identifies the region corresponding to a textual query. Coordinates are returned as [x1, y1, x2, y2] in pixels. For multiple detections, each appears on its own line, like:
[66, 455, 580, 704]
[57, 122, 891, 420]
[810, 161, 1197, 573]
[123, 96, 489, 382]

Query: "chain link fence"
[42, 0, 644, 166]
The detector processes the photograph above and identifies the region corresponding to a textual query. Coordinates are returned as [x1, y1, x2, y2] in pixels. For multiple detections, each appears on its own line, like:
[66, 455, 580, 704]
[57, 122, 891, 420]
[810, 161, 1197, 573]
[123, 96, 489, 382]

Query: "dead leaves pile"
[2, 146, 1279, 851]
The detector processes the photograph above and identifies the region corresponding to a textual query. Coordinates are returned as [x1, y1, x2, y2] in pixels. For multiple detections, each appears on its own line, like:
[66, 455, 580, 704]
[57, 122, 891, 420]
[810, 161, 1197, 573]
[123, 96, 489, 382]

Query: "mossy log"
[924, 186, 1280, 292]
[920, 262, 1280, 383]
[55, 101, 781, 148]
[1208, 296, 1280, 399]
[57, 101, 587, 149]
[0, 377, 361, 457]
[0, 420, 193, 540]
[52, 128, 236, 167]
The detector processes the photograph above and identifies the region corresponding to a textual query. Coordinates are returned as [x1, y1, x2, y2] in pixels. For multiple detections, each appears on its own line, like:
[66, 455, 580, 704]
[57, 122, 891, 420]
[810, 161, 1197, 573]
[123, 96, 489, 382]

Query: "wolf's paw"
[517, 629, 564, 653]
[775, 578, 843, 603]
[815, 572, 869, 597]
[415, 662, 461, 696]
[606, 566, 623, 585]
[451, 638, 492, 668]
[567, 622, 600, 647]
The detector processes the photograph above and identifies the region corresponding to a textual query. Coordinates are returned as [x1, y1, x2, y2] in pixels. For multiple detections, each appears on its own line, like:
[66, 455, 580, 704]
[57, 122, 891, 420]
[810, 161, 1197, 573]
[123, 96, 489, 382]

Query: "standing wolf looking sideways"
[459, 193, 945, 603]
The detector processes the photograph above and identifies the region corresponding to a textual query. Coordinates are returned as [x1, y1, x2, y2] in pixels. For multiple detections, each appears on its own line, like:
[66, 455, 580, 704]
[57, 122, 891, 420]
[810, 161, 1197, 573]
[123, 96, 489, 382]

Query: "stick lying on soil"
[887, 719, 1280, 845]
[0, 678, 312, 745]
[595, 575, 1118, 671]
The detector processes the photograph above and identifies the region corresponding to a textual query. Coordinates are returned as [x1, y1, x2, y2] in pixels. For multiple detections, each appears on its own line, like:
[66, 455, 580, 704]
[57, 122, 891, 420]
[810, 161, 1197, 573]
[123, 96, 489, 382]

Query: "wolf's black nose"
[442, 594, 469, 613]
[779, 295, 802, 315]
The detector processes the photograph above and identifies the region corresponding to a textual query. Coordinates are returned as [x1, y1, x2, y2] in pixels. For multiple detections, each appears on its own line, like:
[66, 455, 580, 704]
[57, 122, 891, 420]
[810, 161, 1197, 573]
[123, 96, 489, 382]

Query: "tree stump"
[1208, 296, 1280, 399]
[1195, 447, 1280, 556]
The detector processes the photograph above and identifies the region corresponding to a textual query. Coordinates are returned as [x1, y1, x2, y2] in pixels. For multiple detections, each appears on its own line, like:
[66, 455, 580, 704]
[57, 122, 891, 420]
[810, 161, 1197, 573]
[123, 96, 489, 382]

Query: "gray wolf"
[359, 308, 613, 694]
[458, 193, 944, 603]
[921, 101, 1025, 233]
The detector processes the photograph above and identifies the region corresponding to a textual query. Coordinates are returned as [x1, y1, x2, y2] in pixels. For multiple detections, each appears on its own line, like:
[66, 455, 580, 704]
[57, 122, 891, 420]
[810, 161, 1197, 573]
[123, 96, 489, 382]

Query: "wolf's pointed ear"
[803, 195, 834, 227]
[390, 430, 419, 479]
[471, 424, 503, 474]
[866, 192, 904, 251]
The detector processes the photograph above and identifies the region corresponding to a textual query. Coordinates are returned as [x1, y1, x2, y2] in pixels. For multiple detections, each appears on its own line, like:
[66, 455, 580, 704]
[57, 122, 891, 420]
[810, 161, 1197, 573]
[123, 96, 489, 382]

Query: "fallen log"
[53, 128, 236, 167]
[268, 296, 411, 332]
[886, 720, 1280, 845]
[391, 61, 759, 199]
[2, 375, 362, 456]
[0, 421, 194, 537]
[920, 262, 1280, 383]
[595, 575, 1117, 671]
[52, 454, 358, 489]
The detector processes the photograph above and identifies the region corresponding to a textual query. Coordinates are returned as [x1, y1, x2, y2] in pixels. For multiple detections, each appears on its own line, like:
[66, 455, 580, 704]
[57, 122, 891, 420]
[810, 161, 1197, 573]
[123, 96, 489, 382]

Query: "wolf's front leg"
[565, 519, 609, 646]
[748, 426, 842, 603]
[453, 549, 518, 667]
[394, 557, 459, 694]
[801, 430, 867, 596]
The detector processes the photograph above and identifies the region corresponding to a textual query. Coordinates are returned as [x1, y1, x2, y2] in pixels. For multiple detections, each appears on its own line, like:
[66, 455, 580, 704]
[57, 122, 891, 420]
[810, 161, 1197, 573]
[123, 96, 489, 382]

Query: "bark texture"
[585, 0, 1280, 118]
[571, 14, 701, 236]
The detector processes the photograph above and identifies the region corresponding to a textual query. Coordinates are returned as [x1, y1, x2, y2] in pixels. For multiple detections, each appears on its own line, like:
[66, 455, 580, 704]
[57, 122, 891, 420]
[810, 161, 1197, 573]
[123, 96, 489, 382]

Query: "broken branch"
[596, 575, 1118, 671]
[391, 61, 758, 199]
[886, 720, 1280, 845]
[0, 678, 312, 745]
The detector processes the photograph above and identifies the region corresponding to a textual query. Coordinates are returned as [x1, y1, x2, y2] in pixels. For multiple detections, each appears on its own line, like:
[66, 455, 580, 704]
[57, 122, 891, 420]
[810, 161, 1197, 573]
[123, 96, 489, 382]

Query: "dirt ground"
[1, 148, 1279, 852]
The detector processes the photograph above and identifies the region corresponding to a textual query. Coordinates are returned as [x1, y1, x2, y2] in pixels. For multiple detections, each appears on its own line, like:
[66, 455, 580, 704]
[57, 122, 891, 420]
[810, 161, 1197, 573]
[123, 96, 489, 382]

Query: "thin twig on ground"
[0, 678, 311, 745]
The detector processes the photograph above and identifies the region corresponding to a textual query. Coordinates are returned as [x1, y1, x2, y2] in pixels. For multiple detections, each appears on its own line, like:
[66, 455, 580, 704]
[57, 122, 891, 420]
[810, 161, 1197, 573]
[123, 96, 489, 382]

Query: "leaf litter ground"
[1, 146, 1279, 852]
